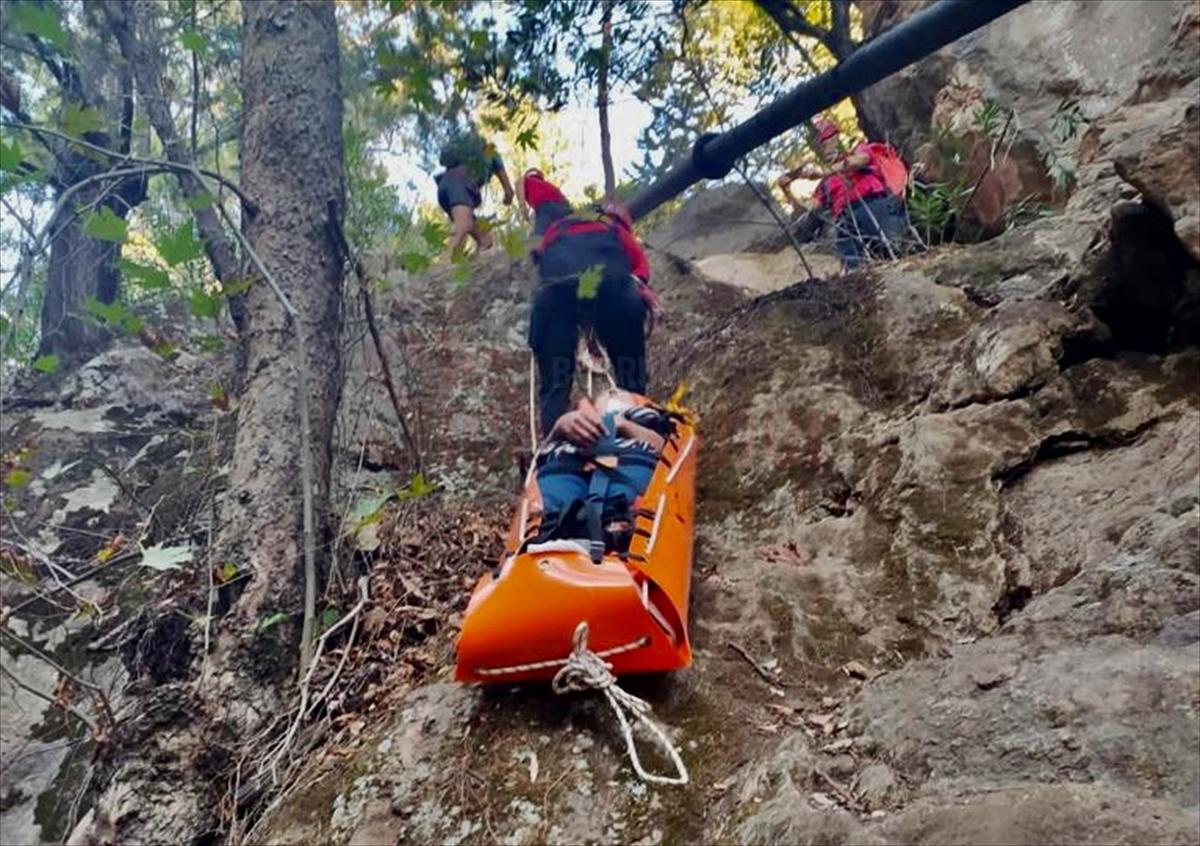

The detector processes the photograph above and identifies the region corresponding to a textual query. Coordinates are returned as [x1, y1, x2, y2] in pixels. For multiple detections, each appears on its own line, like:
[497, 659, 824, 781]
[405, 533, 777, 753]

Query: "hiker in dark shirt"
[435, 130, 515, 254]
[529, 201, 662, 436]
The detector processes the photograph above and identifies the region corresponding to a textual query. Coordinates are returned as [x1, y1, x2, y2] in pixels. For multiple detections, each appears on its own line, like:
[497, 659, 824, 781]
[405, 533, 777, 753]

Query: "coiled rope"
[551, 622, 689, 786]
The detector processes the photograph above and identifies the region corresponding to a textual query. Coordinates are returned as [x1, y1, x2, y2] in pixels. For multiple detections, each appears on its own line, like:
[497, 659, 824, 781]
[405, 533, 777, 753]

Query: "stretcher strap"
[552, 622, 689, 786]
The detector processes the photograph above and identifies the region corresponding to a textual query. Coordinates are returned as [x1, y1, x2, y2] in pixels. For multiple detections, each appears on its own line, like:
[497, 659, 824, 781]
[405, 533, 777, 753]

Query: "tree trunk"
[37, 203, 121, 359]
[72, 5, 345, 843]
[598, 1, 616, 200]
[37, 173, 144, 362]
[216, 0, 345, 661]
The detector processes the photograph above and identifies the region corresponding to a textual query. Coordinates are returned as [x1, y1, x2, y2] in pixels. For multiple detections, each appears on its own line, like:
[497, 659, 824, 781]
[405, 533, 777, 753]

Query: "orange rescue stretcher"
[455, 395, 697, 683]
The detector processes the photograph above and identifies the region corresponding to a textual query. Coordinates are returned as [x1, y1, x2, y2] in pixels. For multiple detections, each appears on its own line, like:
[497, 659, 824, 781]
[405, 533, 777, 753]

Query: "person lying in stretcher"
[533, 391, 674, 559]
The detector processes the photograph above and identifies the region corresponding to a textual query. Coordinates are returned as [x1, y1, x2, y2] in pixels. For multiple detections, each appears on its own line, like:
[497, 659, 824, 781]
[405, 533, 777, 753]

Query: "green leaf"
[450, 262, 471, 287]
[84, 297, 142, 334]
[221, 277, 253, 297]
[194, 333, 226, 352]
[399, 251, 431, 274]
[350, 492, 392, 529]
[179, 29, 209, 55]
[81, 206, 128, 242]
[397, 471, 438, 500]
[118, 258, 170, 290]
[318, 607, 342, 633]
[217, 561, 239, 583]
[140, 543, 192, 572]
[31, 354, 60, 373]
[419, 219, 447, 252]
[155, 219, 204, 266]
[500, 227, 528, 260]
[256, 611, 289, 634]
[183, 191, 214, 211]
[188, 288, 220, 320]
[515, 127, 538, 152]
[4, 468, 32, 489]
[59, 102, 105, 138]
[10, 1, 70, 51]
[0, 137, 22, 173]
[576, 264, 603, 300]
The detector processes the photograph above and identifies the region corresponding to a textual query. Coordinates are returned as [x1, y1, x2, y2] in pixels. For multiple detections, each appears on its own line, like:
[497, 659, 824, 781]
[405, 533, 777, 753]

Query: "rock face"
[859, 0, 1199, 247]
[257, 152, 1198, 844]
[644, 182, 794, 260]
[0, 343, 225, 845]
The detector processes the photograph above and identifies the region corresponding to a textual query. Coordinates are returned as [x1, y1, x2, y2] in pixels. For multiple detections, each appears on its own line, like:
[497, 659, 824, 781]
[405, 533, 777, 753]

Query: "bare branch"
[99, 0, 244, 318]
[755, 0, 854, 60]
[1, 121, 254, 209]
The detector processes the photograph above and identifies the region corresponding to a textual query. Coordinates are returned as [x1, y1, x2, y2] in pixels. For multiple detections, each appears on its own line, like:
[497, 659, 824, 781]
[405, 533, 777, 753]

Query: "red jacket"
[811, 143, 888, 218]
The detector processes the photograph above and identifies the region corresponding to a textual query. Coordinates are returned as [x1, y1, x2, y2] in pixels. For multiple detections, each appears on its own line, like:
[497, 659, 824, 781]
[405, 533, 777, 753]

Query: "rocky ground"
[3, 3, 1198, 843]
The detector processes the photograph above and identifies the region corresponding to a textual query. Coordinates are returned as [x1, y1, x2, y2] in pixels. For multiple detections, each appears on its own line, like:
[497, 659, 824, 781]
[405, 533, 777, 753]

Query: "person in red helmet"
[528, 199, 662, 436]
[517, 168, 574, 235]
[778, 116, 907, 269]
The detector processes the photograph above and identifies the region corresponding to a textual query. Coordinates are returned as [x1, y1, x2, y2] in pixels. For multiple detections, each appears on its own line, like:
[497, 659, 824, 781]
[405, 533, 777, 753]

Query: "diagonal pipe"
[628, 0, 1030, 221]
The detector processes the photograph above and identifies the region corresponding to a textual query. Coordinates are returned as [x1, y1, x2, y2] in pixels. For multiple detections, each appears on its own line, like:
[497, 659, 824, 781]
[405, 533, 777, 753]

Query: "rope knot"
[551, 622, 689, 786]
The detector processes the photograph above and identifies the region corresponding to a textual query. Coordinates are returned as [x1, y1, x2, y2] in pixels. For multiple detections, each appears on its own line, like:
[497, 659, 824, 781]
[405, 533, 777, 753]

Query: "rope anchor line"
[552, 621, 689, 787]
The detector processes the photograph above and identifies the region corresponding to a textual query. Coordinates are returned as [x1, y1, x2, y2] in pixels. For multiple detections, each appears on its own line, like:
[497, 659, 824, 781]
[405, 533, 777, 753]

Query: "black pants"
[529, 276, 647, 435]
[834, 194, 906, 268]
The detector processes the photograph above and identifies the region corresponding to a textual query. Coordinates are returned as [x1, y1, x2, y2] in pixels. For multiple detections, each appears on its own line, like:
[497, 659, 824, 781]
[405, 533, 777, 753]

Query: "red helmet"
[814, 116, 840, 142]
[601, 200, 633, 230]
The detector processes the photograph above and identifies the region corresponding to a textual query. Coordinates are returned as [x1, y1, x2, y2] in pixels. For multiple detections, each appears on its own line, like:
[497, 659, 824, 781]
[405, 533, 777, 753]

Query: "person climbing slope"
[530, 201, 662, 437]
[517, 168, 574, 235]
[777, 116, 907, 269]
[435, 127, 515, 254]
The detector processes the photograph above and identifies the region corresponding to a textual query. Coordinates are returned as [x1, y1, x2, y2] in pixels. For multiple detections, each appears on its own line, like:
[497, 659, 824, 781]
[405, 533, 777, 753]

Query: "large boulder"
[644, 183, 793, 260]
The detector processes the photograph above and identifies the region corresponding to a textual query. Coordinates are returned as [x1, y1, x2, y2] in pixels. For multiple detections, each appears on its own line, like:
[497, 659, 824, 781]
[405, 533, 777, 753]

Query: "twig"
[0, 121, 254, 208]
[198, 413, 220, 688]
[725, 640, 787, 688]
[2, 549, 143, 619]
[268, 577, 369, 781]
[0, 625, 114, 726]
[961, 109, 1015, 233]
[326, 204, 422, 472]
[0, 662, 99, 736]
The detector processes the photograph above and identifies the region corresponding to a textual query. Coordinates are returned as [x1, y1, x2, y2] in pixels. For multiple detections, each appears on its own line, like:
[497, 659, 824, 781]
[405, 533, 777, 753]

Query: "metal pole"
[628, 0, 1029, 221]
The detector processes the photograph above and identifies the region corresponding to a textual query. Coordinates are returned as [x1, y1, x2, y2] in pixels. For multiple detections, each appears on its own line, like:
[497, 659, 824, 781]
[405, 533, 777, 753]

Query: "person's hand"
[503, 189, 516, 206]
[799, 162, 824, 180]
[551, 402, 605, 448]
[776, 174, 793, 190]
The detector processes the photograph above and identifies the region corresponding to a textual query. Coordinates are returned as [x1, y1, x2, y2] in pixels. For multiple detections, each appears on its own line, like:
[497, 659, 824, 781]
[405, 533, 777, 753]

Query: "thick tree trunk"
[72, 6, 344, 843]
[38, 202, 122, 359]
[216, 0, 345, 662]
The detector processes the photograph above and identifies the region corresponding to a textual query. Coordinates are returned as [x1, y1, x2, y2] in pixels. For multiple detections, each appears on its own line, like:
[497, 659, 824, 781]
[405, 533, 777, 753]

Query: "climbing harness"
[551, 622, 689, 786]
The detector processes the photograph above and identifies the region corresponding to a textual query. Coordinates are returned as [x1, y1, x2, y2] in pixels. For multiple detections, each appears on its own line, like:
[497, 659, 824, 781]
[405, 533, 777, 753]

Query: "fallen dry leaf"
[841, 660, 874, 680]
[821, 738, 854, 754]
[810, 792, 838, 810]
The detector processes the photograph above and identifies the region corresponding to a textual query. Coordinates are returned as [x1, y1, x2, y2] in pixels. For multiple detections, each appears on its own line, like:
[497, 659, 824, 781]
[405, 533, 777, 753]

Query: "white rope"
[528, 353, 539, 452]
[473, 633, 648, 677]
[552, 622, 689, 786]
